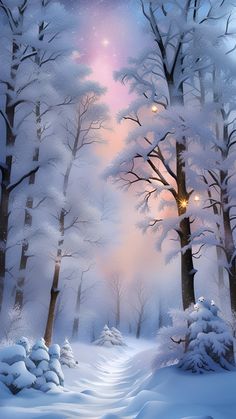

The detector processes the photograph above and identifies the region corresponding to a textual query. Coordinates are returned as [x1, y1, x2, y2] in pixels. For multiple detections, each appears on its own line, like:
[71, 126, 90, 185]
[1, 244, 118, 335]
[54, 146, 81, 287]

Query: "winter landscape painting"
[0, 0, 236, 418]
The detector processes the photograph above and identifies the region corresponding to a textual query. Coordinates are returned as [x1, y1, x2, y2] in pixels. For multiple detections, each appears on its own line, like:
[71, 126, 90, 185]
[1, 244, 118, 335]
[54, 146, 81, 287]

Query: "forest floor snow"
[0, 338, 235, 418]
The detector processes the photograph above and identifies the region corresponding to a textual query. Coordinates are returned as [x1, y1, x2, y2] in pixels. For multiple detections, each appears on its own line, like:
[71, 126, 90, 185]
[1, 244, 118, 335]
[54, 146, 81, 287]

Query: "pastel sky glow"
[65, 0, 168, 283]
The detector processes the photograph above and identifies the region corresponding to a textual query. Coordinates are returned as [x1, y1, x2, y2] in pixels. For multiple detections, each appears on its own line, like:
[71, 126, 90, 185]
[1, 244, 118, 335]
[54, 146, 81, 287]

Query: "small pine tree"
[111, 327, 126, 346]
[94, 325, 115, 347]
[179, 297, 235, 373]
[94, 325, 126, 347]
[60, 339, 77, 368]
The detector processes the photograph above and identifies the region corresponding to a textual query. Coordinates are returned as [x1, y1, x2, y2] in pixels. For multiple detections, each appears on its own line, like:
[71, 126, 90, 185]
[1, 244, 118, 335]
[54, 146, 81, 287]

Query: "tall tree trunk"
[221, 172, 236, 313]
[14, 118, 40, 309]
[176, 140, 196, 309]
[0, 0, 27, 310]
[115, 296, 120, 328]
[72, 282, 82, 340]
[44, 211, 65, 346]
[0, 87, 18, 311]
[44, 121, 80, 345]
[142, 1, 196, 310]
[136, 313, 143, 339]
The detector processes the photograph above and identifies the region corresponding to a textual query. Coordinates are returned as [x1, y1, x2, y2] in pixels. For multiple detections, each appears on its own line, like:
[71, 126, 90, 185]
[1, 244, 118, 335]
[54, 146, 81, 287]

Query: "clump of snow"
[94, 325, 126, 347]
[60, 339, 77, 368]
[15, 336, 31, 356]
[0, 344, 35, 394]
[0, 344, 26, 365]
[30, 338, 50, 364]
[179, 297, 235, 373]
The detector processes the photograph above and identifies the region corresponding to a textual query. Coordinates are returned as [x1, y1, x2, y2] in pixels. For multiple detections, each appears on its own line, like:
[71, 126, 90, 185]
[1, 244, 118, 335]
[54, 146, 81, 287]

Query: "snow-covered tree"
[60, 339, 77, 368]
[111, 327, 126, 346]
[0, 0, 40, 313]
[107, 0, 235, 311]
[13, 0, 76, 311]
[0, 343, 35, 393]
[179, 297, 235, 373]
[94, 325, 126, 347]
[43, 87, 109, 346]
[94, 325, 115, 347]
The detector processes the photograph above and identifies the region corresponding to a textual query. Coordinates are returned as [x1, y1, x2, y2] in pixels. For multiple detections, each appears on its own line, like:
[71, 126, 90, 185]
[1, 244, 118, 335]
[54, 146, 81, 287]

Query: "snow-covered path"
[61, 341, 154, 419]
[71, 349, 136, 418]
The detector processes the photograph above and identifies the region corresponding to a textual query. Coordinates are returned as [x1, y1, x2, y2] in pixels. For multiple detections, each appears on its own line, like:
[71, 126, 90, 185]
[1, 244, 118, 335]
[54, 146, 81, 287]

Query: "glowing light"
[151, 104, 158, 113]
[194, 195, 200, 202]
[180, 199, 188, 209]
[101, 38, 110, 47]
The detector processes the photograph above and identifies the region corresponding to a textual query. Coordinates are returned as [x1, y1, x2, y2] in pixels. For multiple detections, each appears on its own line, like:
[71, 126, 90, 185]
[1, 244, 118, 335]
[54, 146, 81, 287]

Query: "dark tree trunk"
[14, 147, 39, 310]
[0, 15, 25, 311]
[44, 207, 65, 346]
[44, 246, 62, 347]
[222, 197, 236, 313]
[135, 303, 145, 339]
[176, 141, 196, 309]
[136, 315, 142, 339]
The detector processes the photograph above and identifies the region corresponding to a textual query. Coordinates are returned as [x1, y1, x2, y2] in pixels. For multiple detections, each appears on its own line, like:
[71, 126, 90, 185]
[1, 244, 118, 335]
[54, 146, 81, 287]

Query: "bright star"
[102, 38, 110, 47]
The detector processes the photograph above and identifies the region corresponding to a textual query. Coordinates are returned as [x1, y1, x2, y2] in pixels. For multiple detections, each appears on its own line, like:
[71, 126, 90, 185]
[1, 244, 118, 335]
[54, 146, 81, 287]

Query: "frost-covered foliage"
[179, 297, 235, 373]
[60, 339, 77, 368]
[94, 325, 126, 347]
[154, 309, 188, 369]
[0, 344, 35, 394]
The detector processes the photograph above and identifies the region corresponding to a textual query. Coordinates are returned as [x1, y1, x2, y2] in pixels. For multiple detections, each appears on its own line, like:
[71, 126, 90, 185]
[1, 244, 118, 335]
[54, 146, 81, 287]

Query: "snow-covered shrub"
[94, 325, 126, 347]
[154, 309, 188, 369]
[0, 344, 36, 394]
[39, 344, 64, 392]
[29, 339, 64, 392]
[29, 338, 49, 390]
[48, 344, 64, 387]
[60, 339, 77, 368]
[179, 297, 235, 373]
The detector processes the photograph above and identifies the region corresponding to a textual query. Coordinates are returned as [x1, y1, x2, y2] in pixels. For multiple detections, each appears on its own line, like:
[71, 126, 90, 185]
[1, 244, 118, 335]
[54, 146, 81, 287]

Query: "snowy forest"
[0, 0, 236, 418]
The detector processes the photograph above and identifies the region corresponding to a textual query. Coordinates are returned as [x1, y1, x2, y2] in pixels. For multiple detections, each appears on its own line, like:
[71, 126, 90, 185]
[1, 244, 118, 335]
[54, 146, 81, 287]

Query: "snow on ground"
[0, 338, 235, 418]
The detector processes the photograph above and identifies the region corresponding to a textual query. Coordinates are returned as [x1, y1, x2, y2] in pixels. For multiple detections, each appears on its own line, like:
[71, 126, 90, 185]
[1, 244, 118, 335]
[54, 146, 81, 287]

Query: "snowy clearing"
[0, 338, 235, 419]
